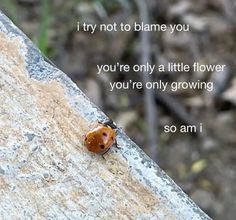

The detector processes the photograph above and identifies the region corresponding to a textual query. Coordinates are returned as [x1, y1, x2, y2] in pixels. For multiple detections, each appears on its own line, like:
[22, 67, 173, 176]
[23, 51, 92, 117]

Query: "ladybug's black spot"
[102, 132, 108, 137]
[100, 144, 105, 149]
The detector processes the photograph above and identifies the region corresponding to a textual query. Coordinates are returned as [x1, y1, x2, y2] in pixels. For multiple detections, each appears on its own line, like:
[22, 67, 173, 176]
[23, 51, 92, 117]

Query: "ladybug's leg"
[101, 147, 111, 159]
[114, 140, 121, 149]
[102, 154, 106, 160]
[82, 135, 87, 144]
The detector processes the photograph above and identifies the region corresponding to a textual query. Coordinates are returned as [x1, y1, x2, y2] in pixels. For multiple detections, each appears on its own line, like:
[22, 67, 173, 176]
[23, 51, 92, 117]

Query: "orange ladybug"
[84, 120, 117, 155]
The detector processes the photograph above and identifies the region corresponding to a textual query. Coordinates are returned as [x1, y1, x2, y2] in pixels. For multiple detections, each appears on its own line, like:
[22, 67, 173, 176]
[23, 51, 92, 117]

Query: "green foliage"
[191, 159, 208, 174]
[38, 0, 50, 56]
[94, 0, 130, 10]
[2, 0, 17, 24]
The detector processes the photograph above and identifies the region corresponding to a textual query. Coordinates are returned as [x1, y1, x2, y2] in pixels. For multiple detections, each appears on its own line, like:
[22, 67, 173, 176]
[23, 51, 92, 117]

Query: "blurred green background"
[1, 0, 236, 219]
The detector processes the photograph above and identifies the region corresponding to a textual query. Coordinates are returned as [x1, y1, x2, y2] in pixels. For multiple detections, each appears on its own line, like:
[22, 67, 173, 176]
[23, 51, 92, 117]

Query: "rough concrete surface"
[0, 11, 211, 220]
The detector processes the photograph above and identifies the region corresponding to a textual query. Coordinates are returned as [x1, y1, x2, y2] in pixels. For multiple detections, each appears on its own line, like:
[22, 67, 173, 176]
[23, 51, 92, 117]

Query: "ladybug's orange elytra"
[84, 121, 117, 155]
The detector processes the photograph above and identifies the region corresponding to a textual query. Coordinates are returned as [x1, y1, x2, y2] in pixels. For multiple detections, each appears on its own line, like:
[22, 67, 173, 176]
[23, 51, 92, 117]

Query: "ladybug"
[84, 120, 118, 156]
